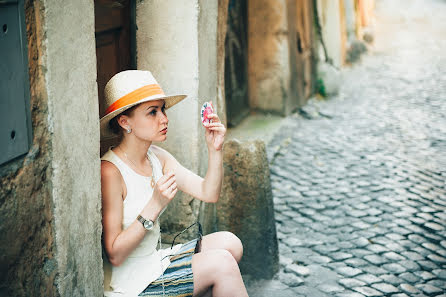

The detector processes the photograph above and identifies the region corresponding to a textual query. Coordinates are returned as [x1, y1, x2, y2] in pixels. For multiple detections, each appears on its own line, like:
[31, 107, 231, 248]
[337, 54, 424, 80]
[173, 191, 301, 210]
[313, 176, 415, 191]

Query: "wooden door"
[95, 0, 134, 156]
[296, 0, 315, 99]
[224, 0, 249, 127]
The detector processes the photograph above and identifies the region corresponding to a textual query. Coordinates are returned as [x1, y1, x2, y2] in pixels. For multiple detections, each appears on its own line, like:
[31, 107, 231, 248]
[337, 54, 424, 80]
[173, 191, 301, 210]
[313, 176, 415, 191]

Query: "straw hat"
[100, 70, 187, 140]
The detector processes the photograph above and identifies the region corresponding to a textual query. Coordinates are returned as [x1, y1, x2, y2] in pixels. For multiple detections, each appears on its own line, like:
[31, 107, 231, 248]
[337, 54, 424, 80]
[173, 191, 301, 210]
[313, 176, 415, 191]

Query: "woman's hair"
[108, 105, 138, 136]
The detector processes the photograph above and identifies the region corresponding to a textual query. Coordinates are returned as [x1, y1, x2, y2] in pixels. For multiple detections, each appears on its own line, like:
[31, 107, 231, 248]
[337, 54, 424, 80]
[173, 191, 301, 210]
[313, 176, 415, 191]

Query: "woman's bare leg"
[192, 249, 249, 297]
[200, 231, 244, 263]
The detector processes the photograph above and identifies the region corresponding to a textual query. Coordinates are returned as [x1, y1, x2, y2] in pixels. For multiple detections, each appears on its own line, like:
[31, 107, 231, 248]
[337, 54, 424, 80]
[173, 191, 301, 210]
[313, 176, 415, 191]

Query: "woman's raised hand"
[152, 171, 177, 210]
[203, 102, 226, 151]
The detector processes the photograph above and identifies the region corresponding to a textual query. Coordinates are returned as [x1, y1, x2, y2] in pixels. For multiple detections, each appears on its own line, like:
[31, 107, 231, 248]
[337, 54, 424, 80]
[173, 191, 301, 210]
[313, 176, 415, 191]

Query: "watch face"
[143, 220, 154, 230]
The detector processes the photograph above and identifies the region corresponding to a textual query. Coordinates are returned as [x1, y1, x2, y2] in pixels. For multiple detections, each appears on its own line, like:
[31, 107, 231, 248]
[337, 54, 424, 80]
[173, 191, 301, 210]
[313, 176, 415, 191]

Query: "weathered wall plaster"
[44, 0, 103, 295]
[344, 0, 357, 40]
[197, 0, 229, 234]
[0, 1, 55, 295]
[136, 0, 221, 239]
[0, 0, 103, 296]
[316, 0, 345, 68]
[248, 0, 292, 115]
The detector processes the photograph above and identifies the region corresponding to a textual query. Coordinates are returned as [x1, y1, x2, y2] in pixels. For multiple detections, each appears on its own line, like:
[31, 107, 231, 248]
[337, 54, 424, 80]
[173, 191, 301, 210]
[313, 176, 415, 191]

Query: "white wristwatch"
[137, 214, 154, 231]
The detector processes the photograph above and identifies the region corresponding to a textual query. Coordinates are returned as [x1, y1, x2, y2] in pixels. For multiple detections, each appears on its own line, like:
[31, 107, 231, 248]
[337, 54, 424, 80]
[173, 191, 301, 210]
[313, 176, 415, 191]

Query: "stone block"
[284, 264, 311, 277]
[217, 139, 279, 279]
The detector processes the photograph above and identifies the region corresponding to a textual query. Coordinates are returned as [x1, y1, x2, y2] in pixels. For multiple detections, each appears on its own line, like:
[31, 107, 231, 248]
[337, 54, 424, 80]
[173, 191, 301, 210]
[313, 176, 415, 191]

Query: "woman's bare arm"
[101, 161, 175, 266]
[151, 112, 226, 203]
[152, 146, 222, 203]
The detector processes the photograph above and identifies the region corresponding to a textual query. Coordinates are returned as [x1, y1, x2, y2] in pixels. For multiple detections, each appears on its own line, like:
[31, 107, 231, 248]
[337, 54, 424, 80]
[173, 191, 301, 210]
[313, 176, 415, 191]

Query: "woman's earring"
[126, 127, 132, 134]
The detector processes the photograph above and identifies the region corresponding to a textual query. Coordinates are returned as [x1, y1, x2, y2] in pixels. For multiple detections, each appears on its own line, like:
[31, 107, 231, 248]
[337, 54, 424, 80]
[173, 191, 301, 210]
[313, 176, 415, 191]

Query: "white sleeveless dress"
[101, 147, 183, 297]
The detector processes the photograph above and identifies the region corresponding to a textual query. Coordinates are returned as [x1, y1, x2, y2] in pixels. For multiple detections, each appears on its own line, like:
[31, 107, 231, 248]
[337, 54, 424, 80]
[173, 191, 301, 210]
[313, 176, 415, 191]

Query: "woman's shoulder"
[150, 145, 173, 162]
[101, 160, 126, 198]
[150, 145, 177, 171]
[101, 160, 122, 180]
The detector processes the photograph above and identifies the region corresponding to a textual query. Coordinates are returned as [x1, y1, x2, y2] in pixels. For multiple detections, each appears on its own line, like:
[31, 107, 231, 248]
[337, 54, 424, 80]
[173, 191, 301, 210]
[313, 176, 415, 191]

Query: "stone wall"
[286, 0, 302, 109]
[45, 0, 103, 295]
[136, 0, 226, 240]
[344, 0, 357, 40]
[136, 0, 202, 240]
[247, 0, 292, 115]
[197, 0, 230, 234]
[0, 1, 55, 295]
[316, 0, 346, 68]
[216, 0, 230, 127]
[0, 1, 103, 296]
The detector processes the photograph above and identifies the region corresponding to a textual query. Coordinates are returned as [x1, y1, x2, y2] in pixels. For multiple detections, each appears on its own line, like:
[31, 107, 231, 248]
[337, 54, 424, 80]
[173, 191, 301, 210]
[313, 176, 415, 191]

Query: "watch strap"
[137, 214, 146, 225]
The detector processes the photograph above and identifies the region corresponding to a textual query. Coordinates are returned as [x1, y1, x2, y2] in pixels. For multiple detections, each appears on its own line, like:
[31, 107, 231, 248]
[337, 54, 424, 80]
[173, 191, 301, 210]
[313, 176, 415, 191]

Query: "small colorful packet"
[201, 101, 214, 126]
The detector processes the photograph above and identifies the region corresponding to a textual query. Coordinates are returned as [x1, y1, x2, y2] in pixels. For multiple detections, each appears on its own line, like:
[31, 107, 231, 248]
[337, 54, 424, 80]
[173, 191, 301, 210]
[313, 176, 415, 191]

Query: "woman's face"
[121, 99, 169, 142]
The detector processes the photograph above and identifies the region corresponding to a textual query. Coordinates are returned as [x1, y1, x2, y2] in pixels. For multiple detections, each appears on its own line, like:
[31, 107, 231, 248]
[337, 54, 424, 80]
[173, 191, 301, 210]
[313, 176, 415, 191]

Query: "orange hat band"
[104, 84, 165, 116]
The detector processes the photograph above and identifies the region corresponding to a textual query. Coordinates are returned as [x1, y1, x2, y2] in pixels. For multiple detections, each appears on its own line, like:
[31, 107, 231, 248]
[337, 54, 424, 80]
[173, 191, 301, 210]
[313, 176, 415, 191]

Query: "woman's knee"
[192, 249, 241, 288]
[201, 231, 244, 263]
[210, 249, 241, 277]
[220, 231, 243, 263]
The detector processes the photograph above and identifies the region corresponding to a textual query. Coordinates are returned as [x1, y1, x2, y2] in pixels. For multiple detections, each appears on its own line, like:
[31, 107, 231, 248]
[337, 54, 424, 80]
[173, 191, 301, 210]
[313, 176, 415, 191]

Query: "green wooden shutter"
[0, 0, 32, 165]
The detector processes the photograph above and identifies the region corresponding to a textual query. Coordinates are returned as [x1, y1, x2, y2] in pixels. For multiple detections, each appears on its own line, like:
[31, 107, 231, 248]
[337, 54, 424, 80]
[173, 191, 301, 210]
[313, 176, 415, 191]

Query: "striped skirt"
[138, 238, 198, 297]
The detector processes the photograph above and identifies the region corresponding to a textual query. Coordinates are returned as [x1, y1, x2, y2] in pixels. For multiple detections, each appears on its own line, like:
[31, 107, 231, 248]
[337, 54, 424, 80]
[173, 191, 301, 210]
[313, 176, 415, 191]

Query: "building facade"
[0, 0, 373, 295]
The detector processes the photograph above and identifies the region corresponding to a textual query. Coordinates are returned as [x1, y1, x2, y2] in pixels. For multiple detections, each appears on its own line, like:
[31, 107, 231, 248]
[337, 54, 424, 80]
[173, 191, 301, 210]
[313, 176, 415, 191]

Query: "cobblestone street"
[246, 0, 446, 296]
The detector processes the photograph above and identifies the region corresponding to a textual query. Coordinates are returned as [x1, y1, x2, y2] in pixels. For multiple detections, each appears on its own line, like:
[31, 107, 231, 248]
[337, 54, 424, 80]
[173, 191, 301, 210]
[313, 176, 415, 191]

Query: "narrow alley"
[248, 0, 446, 296]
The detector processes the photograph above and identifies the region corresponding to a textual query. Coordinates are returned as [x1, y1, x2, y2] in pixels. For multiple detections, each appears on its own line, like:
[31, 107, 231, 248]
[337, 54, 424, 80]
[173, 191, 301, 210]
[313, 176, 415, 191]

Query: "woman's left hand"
[204, 110, 226, 151]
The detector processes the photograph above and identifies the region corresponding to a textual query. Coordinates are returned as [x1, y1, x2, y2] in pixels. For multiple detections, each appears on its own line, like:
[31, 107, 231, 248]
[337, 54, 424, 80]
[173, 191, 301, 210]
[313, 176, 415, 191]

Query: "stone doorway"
[224, 0, 249, 127]
[94, 0, 135, 156]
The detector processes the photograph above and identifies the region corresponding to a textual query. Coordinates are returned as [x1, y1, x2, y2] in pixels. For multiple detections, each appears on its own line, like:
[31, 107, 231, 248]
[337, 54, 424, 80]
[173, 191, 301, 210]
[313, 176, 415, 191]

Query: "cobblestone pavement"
[246, 0, 446, 296]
